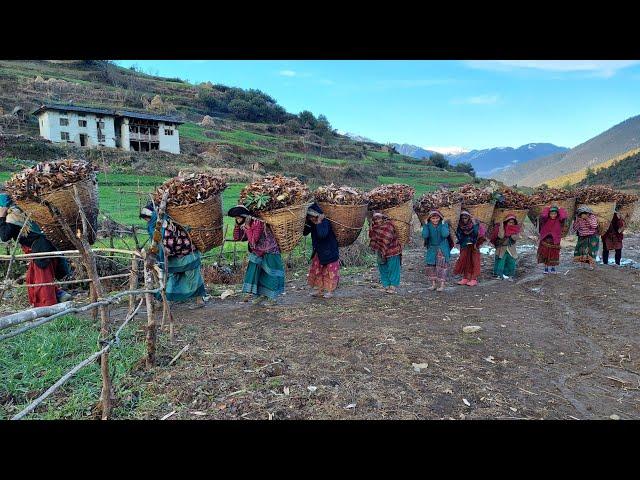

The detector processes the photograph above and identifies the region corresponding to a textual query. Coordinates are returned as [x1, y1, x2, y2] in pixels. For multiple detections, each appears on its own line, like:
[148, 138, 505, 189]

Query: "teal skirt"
[161, 251, 206, 302]
[242, 252, 285, 299]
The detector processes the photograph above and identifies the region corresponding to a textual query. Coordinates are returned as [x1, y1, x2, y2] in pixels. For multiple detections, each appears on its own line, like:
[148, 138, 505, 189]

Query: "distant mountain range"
[393, 142, 568, 177]
[494, 115, 640, 186]
[448, 143, 568, 176]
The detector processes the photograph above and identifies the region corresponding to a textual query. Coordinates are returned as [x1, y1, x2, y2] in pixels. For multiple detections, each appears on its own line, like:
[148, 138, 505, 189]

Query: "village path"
[131, 234, 640, 420]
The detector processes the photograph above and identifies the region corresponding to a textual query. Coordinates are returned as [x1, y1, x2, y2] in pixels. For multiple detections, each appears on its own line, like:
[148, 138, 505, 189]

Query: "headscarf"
[503, 214, 521, 237]
[228, 204, 251, 218]
[428, 210, 444, 222]
[577, 205, 593, 215]
[459, 210, 475, 235]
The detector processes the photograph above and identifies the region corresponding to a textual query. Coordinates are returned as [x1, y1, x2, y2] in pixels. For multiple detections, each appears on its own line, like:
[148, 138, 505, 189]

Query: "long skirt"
[537, 240, 561, 266]
[22, 245, 60, 307]
[242, 252, 285, 299]
[574, 234, 599, 265]
[453, 245, 481, 280]
[494, 251, 517, 277]
[426, 250, 448, 281]
[164, 251, 206, 302]
[377, 254, 401, 287]
[308, 254, 340, 292]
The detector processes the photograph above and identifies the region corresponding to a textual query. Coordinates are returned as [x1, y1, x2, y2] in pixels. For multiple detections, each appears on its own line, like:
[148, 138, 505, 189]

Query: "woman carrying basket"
[536, 205, 567, 274]
[572, 206, 599, 270]
[422, 209, 452, 292]
[228, 205, 284, 306]
[303, 203, 340, 299]
[453, 210, 486, 287]
[601, 208, 625, 266]
[140, 203, 206, 308]
[490, 213, 521, 280]
[0, 193, 73, 307]
[369, 212, 402, 294]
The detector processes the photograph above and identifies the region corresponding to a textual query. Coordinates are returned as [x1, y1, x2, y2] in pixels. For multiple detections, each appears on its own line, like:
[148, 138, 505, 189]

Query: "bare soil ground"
[133, 234, 640, 420]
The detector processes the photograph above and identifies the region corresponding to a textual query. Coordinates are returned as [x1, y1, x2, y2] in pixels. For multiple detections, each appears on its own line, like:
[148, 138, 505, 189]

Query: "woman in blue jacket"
[303, 203, 340, 298]
[422, 209, 452, 292]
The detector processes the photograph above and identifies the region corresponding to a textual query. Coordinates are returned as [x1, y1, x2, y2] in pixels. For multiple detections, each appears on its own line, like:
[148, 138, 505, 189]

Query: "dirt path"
[133, 234, 640, 420]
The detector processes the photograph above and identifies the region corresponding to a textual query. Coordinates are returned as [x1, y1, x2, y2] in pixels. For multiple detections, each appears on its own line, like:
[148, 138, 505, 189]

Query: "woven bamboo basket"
[462, 202, 495, 225]
[317, 202, 368, 247]
[368, 200, 414, 246]
[576, 201, 617, 236]
[617, 201, 638, 224]
[14, 175, 99, 250]
[416, 202, 462, 232]
[167, 194, 223, 253]
[528, 198, 576, 237]
[258, 202, 312, 253]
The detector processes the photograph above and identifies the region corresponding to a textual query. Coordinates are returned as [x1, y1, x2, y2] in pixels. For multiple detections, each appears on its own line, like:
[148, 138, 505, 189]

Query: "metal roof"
[32, 103, 184, 124]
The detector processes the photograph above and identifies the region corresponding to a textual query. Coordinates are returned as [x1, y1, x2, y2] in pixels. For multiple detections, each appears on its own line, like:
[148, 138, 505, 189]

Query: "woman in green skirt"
[572, 205, 599, 270]
[140, 204, 206, 308]
[229, 205, 284, 306]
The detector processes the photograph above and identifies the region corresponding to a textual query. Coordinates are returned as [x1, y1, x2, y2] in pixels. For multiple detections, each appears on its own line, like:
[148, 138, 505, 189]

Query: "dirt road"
[134, 234, 640, 420]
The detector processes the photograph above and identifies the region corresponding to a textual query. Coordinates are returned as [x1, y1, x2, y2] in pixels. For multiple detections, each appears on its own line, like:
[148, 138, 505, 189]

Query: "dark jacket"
[303, 204, 339, 265]
[456, 222, 480, 247]
[0, 217, 70, 276]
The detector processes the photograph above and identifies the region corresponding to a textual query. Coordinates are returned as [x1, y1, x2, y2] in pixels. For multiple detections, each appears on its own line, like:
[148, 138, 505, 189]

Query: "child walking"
[536, 205, 567, 274]
[572, 206, 599, 270]
[369, 212, 402, 294]
[422, 209, 452, 292]
[491, 214, 521, 279]
[601, 209, 625, 266]
[453, 210, 486, 287]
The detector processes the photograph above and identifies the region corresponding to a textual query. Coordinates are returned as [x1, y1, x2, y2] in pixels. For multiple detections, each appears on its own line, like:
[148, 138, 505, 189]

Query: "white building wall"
[121, 118, 130, 151]
[37, 110, 116, 148]
[158, 122, 180, 154]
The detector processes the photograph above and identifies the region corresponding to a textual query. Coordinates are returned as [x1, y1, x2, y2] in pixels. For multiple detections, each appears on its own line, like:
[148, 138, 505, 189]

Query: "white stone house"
[32, 103, 183, 154]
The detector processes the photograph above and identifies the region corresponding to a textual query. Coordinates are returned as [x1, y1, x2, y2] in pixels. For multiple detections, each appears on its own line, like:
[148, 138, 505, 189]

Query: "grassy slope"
[545, 147, 640, 188]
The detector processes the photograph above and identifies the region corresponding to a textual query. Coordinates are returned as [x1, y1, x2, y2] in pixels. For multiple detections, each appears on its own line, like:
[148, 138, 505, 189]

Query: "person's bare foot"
[428, 283, 436, 291]
[322, 291, 334, 299]
[386, 286, 397, 294]
[309, 289, 323, 297]
[436, 283, 445, 292]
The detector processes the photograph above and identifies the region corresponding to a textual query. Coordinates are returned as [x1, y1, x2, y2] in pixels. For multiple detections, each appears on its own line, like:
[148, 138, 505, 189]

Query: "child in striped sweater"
[572, 206, 599, 270]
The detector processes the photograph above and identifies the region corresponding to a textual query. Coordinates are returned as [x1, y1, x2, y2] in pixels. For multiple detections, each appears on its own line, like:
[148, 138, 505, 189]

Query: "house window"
[98, 134, 106, 143]
[164, 129, 173, 136]
[78, 113, 86, 117]
[60, 132, 70, 141]
[97, 121, 105, 129]
[78, 120, 87, 127]
[60, 117, 69, 126]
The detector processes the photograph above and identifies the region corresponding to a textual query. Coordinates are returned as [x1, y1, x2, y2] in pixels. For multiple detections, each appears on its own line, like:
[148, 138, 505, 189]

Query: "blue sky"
[115, 60, 640, 152]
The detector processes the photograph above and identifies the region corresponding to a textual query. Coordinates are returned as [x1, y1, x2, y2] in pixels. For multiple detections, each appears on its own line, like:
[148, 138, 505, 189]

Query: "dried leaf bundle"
[239, 175, 311, 212]
[457, 184, 492, 205]
[5, 159, 98, 199]
[154, 173, 227, 207]
[494, 187, 532, 209]
[367, 184, 415, 210]
[414, 188, 463, 214]
[530, 187, 575, 204]
[314, 184, 368, 205]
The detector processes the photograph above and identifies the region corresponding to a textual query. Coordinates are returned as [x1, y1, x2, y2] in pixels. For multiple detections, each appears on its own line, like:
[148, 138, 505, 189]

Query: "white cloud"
[451, 94, 500, 105]
[279, 70, 297, 77]
[374, 78, 456, 89]
[464, 60, 640, 78]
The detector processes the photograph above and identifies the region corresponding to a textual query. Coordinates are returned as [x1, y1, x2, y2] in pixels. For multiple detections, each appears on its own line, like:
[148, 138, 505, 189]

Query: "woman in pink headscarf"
[536, 205, 567, 274]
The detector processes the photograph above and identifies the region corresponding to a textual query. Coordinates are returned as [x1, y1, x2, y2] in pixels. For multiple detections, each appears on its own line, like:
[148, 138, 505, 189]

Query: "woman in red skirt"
[303, 203, 340, 298]
[453, 210, 486, 287]
[536, 205, 567, 274]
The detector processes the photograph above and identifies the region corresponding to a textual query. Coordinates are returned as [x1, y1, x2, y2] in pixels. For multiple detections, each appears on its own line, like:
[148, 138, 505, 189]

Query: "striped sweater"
[572, 214, 598, 237]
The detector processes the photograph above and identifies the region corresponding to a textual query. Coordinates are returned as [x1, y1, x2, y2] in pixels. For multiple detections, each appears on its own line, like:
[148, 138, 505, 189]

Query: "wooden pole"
[42, 187, 113, 419]
[144, 190, 168, 368]
[127, 256, 139, 316]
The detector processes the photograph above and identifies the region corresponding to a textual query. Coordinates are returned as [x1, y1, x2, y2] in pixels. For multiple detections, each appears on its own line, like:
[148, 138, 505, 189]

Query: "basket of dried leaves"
[5, 159, 99, 250]
[413, 188, 463, 233]
[574, 185, 618, 235]
[239, 175, 312, 252]
[315, 184, 369, 247]
[528, 187, 576, 236]
[367, 184, 416, 245]
[458, 184, 495, 225]
[154, 173, 228, 253]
